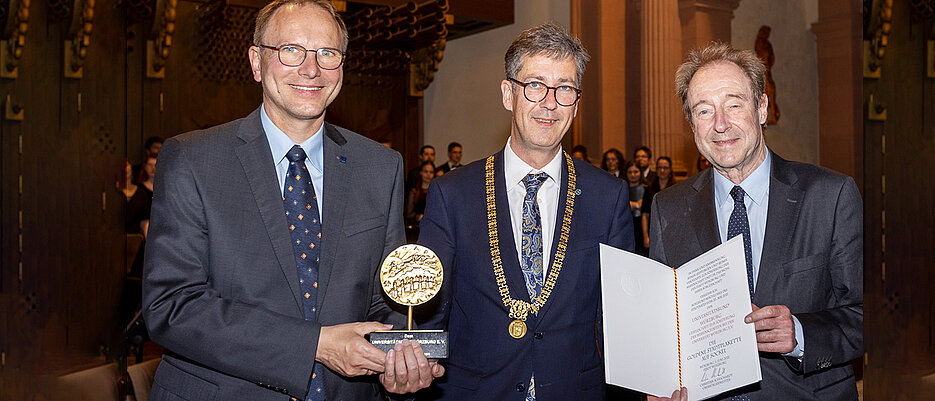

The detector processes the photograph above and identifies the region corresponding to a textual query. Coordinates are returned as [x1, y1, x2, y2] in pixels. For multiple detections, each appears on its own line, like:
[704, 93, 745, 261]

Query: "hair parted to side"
[674, 42, 766, 124]
[505, 23, 591, 85]
[253, 0, 349, 50]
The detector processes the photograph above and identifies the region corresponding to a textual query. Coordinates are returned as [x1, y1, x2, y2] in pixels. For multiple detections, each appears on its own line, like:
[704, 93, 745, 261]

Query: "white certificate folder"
[599, 236, 762, 401]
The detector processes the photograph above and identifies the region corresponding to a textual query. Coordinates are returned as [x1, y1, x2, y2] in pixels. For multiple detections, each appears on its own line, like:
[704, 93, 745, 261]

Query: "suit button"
[534, 332, 543, 340]
[516, 382, 526, 392]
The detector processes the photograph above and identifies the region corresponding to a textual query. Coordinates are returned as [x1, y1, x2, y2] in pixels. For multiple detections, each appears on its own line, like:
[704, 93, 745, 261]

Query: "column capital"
[677, 0, 741, 13]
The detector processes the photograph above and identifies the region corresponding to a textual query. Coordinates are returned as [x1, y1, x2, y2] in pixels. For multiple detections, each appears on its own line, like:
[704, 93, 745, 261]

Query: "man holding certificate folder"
[648, 43, 863, 400]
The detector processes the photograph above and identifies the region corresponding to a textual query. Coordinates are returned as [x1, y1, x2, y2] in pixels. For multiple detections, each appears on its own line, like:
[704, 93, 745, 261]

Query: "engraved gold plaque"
[370, 244, 448, 358]
[380, 244, 443, 307]
[508, 319, 527, 339]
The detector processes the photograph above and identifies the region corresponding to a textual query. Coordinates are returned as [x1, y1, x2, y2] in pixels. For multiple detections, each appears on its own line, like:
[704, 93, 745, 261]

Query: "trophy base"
[369, 330, 448, 359]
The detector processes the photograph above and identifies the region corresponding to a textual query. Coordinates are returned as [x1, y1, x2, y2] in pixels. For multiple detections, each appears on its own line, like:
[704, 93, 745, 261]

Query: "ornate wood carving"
[64, 0, 94, 78]
[146, 0, 176, 78]
[0, 0, 29, 78]
[341, 0, 449, 94]
[864, 0, 892, 78]
[196, 1, 257, 83]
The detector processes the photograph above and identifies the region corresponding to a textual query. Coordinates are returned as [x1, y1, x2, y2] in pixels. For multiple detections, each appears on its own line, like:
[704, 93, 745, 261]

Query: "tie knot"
[522, 172, 549, 193]
[730, 185, 746, 203]
[286, 145, 308, 163]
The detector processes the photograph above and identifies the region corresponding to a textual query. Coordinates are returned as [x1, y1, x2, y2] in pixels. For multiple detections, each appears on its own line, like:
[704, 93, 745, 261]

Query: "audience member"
[133, 136, 164, 179]
[650, 156, 676, 191]
[404, 161, 435, 241]
[436, 142, 463, 173]
[406, 145, 436, 190]
[133, 155, 157, 238]
[633, 145, 655, 184]
[601, 148, 625, 178]
[624, 160, 648, 256]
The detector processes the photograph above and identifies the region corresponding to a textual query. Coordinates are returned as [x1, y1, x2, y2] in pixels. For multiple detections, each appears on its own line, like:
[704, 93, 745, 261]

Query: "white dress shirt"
[503, 137, 564, 277]
[261, 104, 325, 221]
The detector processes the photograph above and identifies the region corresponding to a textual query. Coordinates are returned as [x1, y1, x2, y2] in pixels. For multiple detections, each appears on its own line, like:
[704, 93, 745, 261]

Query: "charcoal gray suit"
[649, 151, 862, 400]
[143, 108, 407, 400]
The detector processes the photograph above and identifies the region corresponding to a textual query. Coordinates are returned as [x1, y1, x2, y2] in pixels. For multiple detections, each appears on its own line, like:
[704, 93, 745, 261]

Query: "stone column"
[678, 0, 741, 54]
[812, 0, 861, 184]
[641, 0, 689, 171]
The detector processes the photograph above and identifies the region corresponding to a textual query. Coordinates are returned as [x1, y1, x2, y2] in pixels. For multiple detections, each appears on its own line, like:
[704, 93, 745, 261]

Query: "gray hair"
[674, 42, 766, 124]
[504, 23, 590, 85]
[254, 0, 349, 51]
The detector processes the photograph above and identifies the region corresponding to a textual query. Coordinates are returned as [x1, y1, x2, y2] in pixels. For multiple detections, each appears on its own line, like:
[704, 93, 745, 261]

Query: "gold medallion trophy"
[368, 244, 448, 358]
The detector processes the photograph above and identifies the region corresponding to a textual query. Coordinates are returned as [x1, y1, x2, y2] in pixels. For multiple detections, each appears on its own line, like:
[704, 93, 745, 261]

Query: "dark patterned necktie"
[727, 185, 755, 298]
[728, 186, 753, 401]
[283, 145, 325, 401]
[520, 172, 549, 401]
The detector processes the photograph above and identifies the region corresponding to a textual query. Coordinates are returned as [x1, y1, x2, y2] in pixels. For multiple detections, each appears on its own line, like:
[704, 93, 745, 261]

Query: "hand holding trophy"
[369, 244, 448, 358]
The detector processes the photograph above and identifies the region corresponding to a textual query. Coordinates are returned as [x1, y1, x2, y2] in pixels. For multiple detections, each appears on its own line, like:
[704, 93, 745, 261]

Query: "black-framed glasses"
[255, 44, 345, 70]
[508, 77, 581, 107]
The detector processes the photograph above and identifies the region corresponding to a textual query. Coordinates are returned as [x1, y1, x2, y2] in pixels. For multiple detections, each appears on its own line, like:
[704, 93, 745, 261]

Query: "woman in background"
[405, 161, 436, 242]
[600, 148, 625, 178]
[624, 161, 647, 256]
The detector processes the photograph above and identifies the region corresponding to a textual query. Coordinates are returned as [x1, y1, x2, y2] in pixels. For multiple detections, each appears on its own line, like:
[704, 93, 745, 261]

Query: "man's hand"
[316, 322, 391, 377]
[647, 387, 687, 401]
[379, 339, 445, 394]
[745, 304, 796, 354]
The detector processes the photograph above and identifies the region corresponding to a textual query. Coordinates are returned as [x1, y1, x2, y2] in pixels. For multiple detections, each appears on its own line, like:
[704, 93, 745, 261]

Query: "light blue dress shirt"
[712, 149, 804, 358]
[261, 104, 325, 221]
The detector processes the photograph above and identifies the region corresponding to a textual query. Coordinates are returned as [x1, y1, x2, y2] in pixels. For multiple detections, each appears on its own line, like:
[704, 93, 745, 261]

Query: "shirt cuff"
[782, 314, 805, 359]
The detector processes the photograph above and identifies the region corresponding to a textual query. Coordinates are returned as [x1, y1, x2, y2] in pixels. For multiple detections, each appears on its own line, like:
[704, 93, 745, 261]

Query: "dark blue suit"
[418, 150, 635, 400]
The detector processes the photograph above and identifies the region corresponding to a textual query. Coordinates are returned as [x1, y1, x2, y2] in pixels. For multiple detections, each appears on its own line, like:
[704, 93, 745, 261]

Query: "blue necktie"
[520, 172, 548, 401]
[727, 185, 753, 401]
[727, 185, 755, 298]
[283, 145, 325, 401]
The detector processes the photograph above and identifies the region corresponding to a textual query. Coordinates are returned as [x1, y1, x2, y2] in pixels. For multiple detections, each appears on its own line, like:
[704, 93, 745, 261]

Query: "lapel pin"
[337, 155, 346, 163]
[574, 189, 581, 195]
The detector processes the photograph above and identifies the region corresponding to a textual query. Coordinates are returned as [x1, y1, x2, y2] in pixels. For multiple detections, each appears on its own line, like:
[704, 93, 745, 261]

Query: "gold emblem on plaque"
[380, 244, 444, 328]
[508, 319, 527, 339]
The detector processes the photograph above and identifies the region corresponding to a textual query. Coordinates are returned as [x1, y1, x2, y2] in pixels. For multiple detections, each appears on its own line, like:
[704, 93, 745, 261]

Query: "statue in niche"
[756, 25, 780, 125]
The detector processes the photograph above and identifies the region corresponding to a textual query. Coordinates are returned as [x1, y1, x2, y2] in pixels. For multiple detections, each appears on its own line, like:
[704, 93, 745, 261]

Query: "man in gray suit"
[142, 1, 442, 400]
[648, 43, 862, 401]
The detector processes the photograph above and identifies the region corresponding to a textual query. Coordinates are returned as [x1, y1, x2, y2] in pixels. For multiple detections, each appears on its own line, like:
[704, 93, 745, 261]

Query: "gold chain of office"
[484, 152, 576, 337]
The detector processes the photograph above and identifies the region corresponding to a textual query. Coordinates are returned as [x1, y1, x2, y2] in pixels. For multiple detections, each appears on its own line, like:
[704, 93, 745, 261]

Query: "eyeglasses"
[508, 77, 581, 107]
[255, 44, 345, 70]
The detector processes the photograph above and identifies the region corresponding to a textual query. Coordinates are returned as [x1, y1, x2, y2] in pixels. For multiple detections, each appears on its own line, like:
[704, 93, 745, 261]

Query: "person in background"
[134, 155, 157, 237]
[437, 142, 463, 173]
[404, 160, 435, 241]
[650, 156, 676, 191]
[624, 160, 647, 256]
[601, 148, 625, 178]
[633, 145, 655, 184]
[407, 145, 436, 190]
[639, 156, 675, 252]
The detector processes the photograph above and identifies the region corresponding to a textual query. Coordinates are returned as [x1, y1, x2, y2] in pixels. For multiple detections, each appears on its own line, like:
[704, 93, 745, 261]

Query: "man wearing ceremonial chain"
[418, 23, 635, 400]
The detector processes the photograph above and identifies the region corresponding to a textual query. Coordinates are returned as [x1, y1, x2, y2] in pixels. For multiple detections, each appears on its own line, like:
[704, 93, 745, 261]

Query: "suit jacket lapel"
[317, 124, 350, 308]
[690, 170, 721, 258]
[755, 152, 803, 303]
[233, 108, 304, 313]
[493, 151, 536, 309]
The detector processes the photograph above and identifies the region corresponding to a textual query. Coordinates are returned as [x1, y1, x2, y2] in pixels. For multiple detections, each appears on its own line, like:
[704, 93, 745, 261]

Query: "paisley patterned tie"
[520, 172, 549, 401]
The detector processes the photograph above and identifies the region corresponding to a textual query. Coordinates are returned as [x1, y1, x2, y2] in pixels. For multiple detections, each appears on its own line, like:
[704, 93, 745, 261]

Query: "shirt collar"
[713, 148, 771, 208]
[503, 136, 563, 189]
[261, 104, 324, 173]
